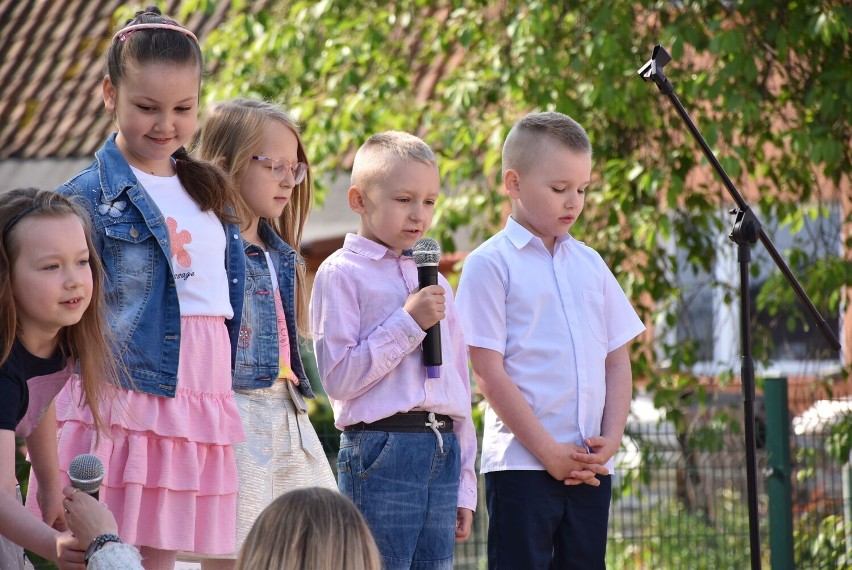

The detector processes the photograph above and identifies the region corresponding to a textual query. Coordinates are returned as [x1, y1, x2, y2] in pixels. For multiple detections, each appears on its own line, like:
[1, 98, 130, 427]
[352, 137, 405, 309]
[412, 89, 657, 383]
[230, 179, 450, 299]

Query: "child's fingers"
[455, 508, 473, 541]
[571, 451, 606, 466]
[564, 471, 601, 486]
[584, 436, 608, 449]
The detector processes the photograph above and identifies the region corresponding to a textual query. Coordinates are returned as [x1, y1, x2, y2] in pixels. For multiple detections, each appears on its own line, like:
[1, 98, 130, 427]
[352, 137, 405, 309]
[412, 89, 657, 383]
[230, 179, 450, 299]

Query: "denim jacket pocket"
[104, 223, 151, 243]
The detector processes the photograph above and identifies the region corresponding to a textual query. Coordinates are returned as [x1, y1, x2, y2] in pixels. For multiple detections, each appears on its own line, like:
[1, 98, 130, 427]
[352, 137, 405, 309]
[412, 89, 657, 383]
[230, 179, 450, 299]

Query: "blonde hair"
[236, 487, 382, 570]
[351, 130, 437, 191]
[502, 111, 592, 174]
[0, 188, 121, 434]
[194, 98, 313, 335]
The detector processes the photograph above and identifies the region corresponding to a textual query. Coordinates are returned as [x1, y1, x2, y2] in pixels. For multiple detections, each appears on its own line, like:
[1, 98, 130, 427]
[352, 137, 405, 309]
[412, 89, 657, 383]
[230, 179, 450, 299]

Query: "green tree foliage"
[193, 0, 850, 413]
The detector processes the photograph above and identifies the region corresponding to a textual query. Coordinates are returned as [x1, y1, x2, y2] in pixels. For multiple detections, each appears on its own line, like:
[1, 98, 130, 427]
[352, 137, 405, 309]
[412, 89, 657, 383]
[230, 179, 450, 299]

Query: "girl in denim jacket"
[27, 8, 247, 570]
[195, 98, 336, 566]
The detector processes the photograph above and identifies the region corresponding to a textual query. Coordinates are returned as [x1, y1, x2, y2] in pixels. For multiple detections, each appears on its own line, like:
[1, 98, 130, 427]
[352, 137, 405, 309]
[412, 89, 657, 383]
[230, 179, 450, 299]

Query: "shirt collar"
[343, 233, 407, 261]
[504, 216, 575, 251]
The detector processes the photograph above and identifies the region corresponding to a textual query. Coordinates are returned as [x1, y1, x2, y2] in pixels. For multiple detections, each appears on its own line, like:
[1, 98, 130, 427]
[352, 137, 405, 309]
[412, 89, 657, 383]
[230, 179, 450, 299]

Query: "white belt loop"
[425, 412, 445, 454]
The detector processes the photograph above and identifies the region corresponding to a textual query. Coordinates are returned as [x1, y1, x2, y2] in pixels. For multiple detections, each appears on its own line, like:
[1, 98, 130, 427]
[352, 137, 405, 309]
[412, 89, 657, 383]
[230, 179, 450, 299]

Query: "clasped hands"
[543, 435, 618, 486]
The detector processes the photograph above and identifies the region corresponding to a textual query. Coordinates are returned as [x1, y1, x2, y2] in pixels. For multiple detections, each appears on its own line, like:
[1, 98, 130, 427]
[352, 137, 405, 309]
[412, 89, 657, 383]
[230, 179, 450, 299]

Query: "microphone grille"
[68, 453, 104, 494]
[413, 238, 441, 266]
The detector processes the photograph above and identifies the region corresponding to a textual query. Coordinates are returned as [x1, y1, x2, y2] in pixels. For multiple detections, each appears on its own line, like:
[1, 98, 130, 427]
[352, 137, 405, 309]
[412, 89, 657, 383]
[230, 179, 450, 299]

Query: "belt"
[344, 411, 454, 433]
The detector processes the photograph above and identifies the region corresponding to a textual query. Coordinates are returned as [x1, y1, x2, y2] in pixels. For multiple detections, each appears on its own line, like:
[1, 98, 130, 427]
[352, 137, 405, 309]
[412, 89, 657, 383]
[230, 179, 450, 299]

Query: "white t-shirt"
[132, 167, 233, 318]
[456, 217, 645, 473]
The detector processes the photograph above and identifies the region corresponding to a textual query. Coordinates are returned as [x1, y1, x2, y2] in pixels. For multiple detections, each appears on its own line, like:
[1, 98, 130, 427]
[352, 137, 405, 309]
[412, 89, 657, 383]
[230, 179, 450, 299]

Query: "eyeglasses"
[251, 155, 308, 185]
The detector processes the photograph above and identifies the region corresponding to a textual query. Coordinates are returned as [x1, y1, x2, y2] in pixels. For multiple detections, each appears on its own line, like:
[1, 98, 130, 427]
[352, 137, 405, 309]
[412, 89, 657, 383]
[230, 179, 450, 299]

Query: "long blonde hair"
[0, 188, 120, 433]
[236, 487, 382, 570]
[194, 98, 312, 334]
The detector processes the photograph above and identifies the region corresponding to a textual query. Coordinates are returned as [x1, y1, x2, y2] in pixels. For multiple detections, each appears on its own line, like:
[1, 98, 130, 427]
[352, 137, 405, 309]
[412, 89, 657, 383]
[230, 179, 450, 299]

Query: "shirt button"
[232, 278, 238, 283]
[408, 336, 416, 343]
[233, 234, 239, 239]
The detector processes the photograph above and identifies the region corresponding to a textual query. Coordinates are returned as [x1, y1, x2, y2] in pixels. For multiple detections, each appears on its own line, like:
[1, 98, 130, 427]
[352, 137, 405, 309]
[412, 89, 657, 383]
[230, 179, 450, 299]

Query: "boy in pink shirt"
[310, 131, 476, 570]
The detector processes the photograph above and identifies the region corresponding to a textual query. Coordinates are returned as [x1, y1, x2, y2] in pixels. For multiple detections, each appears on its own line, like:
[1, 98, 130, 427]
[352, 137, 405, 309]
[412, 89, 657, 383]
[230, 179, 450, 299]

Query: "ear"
[102, 76, 117, 114]
[504, 169, 521, 199]
[348, 186, 366, 214]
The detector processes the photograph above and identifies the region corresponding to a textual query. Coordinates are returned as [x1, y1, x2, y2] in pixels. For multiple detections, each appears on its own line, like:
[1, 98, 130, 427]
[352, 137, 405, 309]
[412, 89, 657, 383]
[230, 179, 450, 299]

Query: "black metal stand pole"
[636, 45, 842, 570]
[731, 209, 762, 570]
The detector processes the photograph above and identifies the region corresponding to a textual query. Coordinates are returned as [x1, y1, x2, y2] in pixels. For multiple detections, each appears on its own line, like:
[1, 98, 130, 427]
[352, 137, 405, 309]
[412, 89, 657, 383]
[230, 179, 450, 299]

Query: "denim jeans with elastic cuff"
[338, 429, 460, 570]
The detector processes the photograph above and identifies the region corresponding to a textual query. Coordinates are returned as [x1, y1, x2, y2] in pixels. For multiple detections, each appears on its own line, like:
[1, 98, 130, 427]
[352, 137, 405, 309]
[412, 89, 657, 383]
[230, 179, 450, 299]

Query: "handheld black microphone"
[413, 238, 442, 378]
[68, 453, 104, 501]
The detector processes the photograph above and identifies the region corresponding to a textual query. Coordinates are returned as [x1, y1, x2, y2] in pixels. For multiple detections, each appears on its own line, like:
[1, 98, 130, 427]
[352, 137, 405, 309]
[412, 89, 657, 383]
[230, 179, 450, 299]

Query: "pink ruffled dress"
[60, 318, 243, 554]
[30, 318, 244, 555]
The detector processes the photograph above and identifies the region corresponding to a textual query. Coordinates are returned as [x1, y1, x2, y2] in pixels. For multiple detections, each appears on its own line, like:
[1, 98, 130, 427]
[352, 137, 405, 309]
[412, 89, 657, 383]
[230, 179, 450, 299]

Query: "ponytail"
[173, 147, 240, 223]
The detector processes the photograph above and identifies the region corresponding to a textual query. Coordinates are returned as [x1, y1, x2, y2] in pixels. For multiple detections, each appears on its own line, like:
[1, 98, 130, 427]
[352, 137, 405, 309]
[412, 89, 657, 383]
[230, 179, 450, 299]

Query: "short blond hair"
[236, 487, 381, 570]
[502, 111, 591, 174]
[351, 131, 436, 190]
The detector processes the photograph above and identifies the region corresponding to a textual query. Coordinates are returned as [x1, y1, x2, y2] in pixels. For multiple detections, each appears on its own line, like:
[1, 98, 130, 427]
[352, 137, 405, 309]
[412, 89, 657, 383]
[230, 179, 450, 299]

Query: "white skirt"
[233, 380, 337, 551]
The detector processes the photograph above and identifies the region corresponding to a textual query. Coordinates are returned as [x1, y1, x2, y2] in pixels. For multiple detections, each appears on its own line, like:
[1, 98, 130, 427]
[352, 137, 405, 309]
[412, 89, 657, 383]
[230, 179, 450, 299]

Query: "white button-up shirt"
[457, 217, 645, 473]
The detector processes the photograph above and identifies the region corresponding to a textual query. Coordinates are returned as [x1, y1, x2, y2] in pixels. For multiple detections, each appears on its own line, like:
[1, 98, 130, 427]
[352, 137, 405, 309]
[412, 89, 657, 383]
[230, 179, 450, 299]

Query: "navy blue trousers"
[485, 470, 612, 570]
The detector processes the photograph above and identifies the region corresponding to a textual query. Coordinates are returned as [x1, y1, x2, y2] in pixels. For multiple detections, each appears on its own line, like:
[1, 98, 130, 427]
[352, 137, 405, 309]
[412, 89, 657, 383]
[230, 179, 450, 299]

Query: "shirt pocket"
[582, 290, 608, 345]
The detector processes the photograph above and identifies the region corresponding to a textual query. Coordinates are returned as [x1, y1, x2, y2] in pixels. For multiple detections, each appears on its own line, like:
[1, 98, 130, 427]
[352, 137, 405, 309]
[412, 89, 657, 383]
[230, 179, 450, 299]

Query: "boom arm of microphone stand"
[637, 45, 840, 352]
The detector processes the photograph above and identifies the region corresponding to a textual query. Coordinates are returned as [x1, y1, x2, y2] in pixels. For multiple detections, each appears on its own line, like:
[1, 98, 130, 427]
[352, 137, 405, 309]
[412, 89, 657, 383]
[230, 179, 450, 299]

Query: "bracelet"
[85, 533, 122, 563]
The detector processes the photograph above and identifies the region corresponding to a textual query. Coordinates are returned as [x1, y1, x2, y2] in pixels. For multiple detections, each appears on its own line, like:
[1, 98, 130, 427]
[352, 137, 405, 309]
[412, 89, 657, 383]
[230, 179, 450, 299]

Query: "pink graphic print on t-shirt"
[167, 217, 192, 268]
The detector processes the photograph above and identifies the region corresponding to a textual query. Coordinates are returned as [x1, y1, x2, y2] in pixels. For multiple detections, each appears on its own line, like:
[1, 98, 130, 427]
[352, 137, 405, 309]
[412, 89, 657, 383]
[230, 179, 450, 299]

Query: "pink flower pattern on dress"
[166, 217, 192, 268]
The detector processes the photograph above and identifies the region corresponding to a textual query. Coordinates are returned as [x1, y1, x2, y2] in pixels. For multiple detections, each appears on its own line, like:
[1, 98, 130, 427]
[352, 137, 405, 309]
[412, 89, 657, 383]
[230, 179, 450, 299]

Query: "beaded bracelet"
[84, 533, 122, 563]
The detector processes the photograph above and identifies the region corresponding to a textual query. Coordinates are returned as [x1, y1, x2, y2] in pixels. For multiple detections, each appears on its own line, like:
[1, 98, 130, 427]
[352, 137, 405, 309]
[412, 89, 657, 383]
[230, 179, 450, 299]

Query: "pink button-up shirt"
[310, 234, 477, 510]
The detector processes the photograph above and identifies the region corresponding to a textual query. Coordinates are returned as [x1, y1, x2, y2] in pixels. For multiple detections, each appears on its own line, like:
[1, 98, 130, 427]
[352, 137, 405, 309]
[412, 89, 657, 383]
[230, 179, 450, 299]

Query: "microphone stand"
[637, 45, 841, 570]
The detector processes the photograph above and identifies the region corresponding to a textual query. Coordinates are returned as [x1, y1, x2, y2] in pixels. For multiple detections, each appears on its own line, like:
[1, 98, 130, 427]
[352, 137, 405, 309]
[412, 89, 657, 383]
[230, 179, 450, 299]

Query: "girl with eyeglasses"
[194, 98, 336, 569]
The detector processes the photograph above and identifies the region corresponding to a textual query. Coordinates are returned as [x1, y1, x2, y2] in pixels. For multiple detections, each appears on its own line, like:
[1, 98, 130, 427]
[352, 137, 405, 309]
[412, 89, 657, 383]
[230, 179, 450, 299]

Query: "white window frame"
[658, 202, 844, 378]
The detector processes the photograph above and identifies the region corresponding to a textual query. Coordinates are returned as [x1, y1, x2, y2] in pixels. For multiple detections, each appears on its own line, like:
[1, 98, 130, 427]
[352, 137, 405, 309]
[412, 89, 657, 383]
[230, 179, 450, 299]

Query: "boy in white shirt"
[456, 111, 645, 569]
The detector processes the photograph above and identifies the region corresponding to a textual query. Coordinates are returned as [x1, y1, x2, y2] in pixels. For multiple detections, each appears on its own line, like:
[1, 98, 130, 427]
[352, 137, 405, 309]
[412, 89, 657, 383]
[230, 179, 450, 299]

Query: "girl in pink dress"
[27, 7, 246, 570]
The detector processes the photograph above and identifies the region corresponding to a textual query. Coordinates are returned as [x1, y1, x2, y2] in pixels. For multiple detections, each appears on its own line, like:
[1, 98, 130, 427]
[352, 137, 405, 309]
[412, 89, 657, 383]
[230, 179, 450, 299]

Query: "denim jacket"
[56, 133, 245, 397]
[233, 221, 314, 402]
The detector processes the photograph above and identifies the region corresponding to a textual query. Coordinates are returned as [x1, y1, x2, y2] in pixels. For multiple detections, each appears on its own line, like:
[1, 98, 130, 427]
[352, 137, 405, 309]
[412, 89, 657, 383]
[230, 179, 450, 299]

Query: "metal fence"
[319, 377, 850, 569]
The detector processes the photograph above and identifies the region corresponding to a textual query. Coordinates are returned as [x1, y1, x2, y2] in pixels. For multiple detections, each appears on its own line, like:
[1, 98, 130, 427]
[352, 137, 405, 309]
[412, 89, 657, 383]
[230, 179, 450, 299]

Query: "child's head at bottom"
[236, 487, 381, 570]
[348, 131, 440, 255]
[501, 111, 593, 245]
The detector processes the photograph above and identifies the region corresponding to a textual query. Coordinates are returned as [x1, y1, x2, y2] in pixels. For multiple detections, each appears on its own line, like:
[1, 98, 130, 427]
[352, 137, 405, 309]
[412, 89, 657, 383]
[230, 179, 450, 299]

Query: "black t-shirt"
[0, 339, 65, 432]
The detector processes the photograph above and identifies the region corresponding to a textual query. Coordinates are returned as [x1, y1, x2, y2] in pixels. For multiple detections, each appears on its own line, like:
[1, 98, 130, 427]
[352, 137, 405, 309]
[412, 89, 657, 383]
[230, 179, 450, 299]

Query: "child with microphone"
[0, 188, 119, 569]
[310, 131, 476, 570]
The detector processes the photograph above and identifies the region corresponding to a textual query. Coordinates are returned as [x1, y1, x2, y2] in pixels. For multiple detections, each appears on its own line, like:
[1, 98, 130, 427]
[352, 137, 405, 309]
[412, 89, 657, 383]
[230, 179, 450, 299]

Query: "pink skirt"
[29, 316, 245, 555]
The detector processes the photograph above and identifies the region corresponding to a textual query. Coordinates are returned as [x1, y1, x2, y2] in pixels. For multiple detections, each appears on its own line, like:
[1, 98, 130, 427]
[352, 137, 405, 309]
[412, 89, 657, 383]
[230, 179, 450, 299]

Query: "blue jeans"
[338, 430, 460, 570]
[485, 470, 612, 570]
